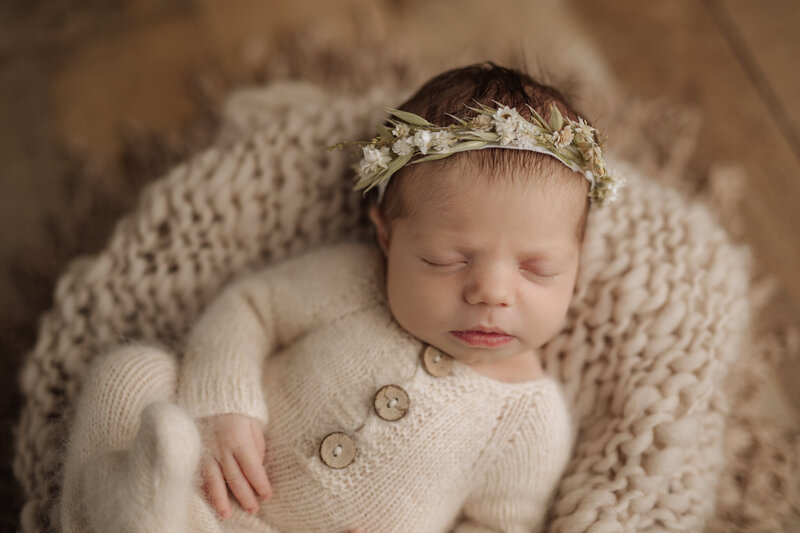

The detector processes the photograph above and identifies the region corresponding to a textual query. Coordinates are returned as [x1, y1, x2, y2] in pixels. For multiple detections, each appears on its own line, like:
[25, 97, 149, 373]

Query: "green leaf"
[445, 140, 490, 153]
[464, 105, 485, 116]
[376, 125, 394, 139]
[465, 104, 493, 117]
[525, 105, 549, 130]
[354, 175, 372, 190]
[548, 103, 564, 131]
[445, 113, 467, 125]
[382, 152, 414, 176]
[386, 108, 432, 127]
[410, 152, 454, 163]
[461, 130, 500, 142]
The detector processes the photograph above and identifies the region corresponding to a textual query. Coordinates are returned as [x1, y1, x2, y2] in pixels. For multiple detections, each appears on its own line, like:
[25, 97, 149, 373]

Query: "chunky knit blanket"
[13, 76, 798, 532]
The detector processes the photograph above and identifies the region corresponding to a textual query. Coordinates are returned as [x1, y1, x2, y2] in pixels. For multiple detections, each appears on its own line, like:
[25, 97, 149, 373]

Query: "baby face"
[371, 163, 583, 368]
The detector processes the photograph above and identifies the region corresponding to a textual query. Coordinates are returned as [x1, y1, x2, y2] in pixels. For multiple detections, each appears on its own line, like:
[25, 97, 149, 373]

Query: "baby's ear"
[368, 206, 390, 255]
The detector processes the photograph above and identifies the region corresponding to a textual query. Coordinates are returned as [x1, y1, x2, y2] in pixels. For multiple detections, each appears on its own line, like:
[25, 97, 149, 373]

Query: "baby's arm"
[179, 242, 381, 418]
[453, 390, 574, 533]
[177, 243, 381, 516]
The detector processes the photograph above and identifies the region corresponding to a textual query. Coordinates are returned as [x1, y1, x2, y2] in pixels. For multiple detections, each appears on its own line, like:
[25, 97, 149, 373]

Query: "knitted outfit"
[61, 241, 575, 533]
[18, 81, 756, 533]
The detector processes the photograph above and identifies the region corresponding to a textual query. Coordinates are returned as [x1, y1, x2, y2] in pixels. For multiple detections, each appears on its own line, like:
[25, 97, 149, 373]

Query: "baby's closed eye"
[420, 257, 467, 272]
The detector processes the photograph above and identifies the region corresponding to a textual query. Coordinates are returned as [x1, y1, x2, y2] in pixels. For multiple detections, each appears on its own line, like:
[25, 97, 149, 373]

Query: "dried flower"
[492, 106, 525, 146]
[576, 117, 595, 140]
[392, 136, 414, 156]
[472, 114, 492, 131]
[359, 146, 391, 176]
[336, 102, 623, 206]
[515, 121, 541, 150]
[430, 131, 455, 152]
[413, 130, 432, 155]
[552, 125, 574, 148]
[392, 123, 411, 138]
[581, 144, 602, 164]
[492, 105, 520, 125]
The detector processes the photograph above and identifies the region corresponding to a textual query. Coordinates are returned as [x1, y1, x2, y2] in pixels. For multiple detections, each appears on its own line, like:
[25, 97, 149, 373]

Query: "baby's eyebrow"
[411, 227, 576, 261]
[521, 248, 575, 262]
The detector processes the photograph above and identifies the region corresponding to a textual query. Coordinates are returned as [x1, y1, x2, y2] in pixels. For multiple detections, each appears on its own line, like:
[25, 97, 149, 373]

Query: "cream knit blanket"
[14, 80, 757, 532]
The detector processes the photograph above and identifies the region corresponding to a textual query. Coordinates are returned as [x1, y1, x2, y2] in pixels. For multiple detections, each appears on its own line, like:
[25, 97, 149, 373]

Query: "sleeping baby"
[60, 61, 623, 533]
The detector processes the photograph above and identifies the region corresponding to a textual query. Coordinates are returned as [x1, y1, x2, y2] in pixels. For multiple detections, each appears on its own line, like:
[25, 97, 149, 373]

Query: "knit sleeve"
[452, 383, 575, 533]
[177, 242, 382, 423]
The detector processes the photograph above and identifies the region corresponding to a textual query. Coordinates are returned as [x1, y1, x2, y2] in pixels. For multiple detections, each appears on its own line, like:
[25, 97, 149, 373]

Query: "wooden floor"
[0, 1, 798, 527]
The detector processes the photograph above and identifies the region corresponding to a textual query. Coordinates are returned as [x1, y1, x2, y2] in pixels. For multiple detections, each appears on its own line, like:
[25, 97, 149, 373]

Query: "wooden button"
[319, 432, 356, 469]
[373, 384, 410, 421]
[421, 345, 453, 377]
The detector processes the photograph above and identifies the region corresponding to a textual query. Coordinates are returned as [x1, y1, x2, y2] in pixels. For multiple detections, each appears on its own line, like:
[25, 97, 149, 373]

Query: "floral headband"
[328, 101, 625, 206]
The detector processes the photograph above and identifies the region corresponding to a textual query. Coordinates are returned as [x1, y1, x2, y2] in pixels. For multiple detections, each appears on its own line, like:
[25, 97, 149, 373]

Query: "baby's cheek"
[529, 293, 573, 344]
[388, 276, 451, 334]
[386, 276, 420, 328]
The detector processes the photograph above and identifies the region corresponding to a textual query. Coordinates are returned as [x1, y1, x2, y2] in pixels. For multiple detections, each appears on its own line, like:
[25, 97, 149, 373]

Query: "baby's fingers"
[201, 457, 231, 519]
[235, 440, 272, 500]
[220, 450, 260, 514]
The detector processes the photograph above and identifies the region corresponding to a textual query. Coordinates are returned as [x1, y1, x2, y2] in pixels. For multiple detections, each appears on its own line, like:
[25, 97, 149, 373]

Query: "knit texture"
[58, 344, 187, 533]
[80, 401, 202, 533]
[186, 242, 574, 532]
[61, 243, 575, 532]
[59, 344, 235, 533]
[15, 80, 753, 532]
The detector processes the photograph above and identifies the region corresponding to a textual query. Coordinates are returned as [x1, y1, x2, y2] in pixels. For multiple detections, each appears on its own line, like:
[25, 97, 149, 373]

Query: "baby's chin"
[437, 334, 529, 364]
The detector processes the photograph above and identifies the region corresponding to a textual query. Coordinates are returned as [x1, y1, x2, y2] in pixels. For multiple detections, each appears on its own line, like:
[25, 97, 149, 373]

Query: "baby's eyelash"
[421, 258, 558, 280]
[421, 258, 465, 271]
[520, 267, 559, 281]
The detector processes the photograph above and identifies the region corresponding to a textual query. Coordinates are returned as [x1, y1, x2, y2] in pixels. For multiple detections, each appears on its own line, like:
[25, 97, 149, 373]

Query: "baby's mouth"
[450, 329, 515, 348]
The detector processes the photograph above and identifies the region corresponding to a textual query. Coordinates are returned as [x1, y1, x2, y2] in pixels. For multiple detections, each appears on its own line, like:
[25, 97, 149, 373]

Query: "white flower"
[359, 146, 392, 176]
[514, 121, 540, 149]
[492, 106, 523, 146]
[581, 144, 602, 164]
[413, 130, 432, 155]
[392, 123, 411, 138]
[472, 114, 492, 131]
[552, 125, 574, 148]
[575, 117, 595, 140]
[595, 172, 623, 204]
[492, 105, 521, 126]
[391, 136, 415, 156]
[430, 131, 455, 152]
[498, 128, 516, 145]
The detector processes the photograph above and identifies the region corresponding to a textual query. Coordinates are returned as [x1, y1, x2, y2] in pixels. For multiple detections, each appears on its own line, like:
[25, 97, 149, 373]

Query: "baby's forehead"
[403, 194, 579, 255]
[403, 164, 583, 215]
[393, 161, 587, 250]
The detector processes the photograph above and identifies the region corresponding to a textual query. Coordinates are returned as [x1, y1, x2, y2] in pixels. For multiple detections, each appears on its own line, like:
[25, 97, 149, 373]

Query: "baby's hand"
[197, 413, 273, 518]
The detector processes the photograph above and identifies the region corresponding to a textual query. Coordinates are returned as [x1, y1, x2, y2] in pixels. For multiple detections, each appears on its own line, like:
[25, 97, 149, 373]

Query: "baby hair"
[376, 62, 593, 244]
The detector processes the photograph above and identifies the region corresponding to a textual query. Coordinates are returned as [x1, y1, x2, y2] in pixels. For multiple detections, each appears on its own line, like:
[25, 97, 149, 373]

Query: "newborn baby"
[61, 61, 622, 533]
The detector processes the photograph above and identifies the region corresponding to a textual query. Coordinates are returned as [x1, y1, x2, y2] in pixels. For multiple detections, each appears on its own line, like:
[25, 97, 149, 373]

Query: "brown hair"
[375, 62, 592, 243]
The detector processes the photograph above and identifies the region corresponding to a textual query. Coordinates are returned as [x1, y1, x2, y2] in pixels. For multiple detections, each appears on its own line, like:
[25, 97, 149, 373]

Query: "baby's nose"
[463, 268, 515, 306]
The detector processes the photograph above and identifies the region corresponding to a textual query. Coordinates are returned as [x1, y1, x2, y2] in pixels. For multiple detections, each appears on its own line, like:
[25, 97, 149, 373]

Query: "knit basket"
[14, 79, 752, 532]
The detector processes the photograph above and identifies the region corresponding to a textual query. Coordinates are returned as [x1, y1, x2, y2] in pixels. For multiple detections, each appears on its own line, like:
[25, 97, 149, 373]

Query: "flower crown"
[329, 101, 625, 206]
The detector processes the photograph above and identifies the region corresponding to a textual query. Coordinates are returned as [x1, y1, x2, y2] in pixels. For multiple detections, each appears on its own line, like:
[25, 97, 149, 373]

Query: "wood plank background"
[1, 1, 798, 530]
